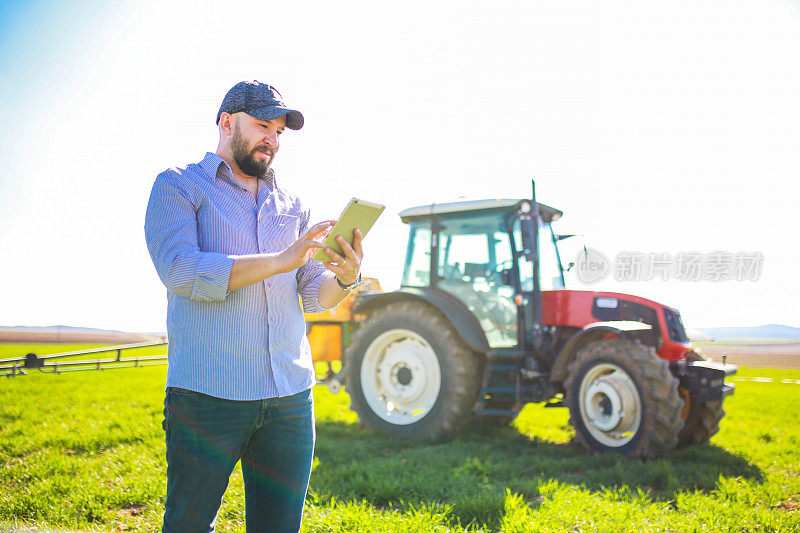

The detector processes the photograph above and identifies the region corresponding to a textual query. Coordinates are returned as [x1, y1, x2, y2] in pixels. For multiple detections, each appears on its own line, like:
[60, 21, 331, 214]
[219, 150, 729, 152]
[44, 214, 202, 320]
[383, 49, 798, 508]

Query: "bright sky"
[1, 0, 799, 332]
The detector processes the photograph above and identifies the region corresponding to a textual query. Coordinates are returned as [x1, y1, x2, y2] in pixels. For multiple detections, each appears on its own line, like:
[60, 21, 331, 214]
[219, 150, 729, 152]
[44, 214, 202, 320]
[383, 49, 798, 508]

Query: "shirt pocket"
[268, 214, 301, 248]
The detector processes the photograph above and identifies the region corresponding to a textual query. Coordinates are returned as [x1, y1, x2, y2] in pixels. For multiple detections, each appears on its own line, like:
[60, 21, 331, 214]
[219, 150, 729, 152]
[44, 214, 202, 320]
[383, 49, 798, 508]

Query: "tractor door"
[511, 218, 565, 292]
[511, 217, 566, 346]
[432, 214, 519, 348]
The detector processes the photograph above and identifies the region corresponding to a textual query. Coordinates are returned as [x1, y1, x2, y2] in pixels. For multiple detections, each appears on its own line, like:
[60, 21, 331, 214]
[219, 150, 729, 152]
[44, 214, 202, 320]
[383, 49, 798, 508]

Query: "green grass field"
[1, 343, 799, 532]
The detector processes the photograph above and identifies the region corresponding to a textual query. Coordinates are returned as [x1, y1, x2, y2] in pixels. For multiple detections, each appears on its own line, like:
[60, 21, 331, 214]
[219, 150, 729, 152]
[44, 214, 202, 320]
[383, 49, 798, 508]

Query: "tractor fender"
[352, 288, 490, 354]
[549, 321, 652, 383]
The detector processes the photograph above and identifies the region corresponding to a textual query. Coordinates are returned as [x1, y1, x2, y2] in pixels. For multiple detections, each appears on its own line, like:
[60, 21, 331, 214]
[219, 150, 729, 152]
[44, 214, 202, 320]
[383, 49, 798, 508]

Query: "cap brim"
[247, 106, 304, 130]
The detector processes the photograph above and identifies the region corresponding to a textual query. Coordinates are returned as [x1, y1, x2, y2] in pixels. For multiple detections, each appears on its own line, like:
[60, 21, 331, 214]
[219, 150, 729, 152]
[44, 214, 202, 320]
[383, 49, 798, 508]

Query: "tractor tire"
[564, 338, 684, 459]
[344, 301, 482, 441]
[677, 350, 726, 446]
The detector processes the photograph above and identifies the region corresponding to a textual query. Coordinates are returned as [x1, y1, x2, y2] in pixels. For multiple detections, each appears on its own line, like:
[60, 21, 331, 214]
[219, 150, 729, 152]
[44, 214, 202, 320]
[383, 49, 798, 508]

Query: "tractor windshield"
[433, 213, 519, 348]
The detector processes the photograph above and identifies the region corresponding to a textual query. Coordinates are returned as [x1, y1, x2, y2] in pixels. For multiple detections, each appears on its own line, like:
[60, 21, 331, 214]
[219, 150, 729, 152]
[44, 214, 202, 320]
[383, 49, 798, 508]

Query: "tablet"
[311, 198, 386, 262]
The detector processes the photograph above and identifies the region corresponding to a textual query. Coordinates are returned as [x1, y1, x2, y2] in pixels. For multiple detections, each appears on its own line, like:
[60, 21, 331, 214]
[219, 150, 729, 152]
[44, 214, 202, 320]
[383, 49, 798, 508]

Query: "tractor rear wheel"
[677, 350, 726, 446]
[564, 338, 684, 458]
[344, 301, 482, 440]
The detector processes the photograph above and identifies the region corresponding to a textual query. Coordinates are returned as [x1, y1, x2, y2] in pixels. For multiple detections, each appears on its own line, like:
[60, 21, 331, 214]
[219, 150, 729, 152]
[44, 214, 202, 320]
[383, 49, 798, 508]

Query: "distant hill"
[0, 325, 129, 334]
[695, 324, 800, 341]
[0, 325, 166, 343]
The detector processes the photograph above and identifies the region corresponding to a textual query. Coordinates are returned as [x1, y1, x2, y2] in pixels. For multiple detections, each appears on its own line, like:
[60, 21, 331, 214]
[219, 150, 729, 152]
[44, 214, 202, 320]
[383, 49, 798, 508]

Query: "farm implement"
[0, 341, 168, 377]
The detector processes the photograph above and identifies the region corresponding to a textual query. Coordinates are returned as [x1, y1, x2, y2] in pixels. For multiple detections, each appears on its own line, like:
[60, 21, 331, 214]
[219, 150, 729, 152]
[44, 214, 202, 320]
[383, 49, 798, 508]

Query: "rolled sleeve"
[297, 259, 335, 312]
[190, 252, 235, 301]
[144, 172, 234, 302]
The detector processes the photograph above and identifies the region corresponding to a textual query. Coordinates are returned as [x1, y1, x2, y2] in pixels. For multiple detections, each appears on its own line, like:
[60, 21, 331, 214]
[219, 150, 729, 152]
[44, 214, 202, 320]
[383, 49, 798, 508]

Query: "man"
[144, 80, 363, 532]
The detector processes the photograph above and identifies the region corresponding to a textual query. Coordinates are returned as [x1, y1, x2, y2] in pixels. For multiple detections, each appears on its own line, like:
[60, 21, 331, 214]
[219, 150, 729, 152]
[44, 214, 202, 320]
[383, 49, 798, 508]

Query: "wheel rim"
[360, 329, 442, 425]
[578, 363, 641, 447]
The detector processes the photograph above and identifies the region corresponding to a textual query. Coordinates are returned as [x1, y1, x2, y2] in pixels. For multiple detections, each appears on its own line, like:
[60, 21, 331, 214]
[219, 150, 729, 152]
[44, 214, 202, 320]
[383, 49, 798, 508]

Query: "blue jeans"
[161, 387, 315, 533]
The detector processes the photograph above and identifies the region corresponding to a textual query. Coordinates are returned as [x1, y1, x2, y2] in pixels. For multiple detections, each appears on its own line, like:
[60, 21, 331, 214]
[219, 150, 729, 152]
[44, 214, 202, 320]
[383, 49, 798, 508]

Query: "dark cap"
[216, 81, 304, 130]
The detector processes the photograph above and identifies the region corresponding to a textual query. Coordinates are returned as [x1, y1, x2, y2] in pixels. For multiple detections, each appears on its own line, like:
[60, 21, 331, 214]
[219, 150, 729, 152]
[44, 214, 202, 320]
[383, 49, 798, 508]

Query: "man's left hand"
[323, 228, 363, 287]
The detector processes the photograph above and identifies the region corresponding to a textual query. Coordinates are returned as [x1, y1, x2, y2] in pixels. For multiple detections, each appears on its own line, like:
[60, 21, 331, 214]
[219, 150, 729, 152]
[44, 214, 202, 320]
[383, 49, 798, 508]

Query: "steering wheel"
[490, 259, 514, 286]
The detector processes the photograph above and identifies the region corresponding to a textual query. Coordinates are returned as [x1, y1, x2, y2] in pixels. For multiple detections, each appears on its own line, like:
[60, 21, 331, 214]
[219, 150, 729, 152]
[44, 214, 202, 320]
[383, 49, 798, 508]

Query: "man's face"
[229, 113, 286, 178]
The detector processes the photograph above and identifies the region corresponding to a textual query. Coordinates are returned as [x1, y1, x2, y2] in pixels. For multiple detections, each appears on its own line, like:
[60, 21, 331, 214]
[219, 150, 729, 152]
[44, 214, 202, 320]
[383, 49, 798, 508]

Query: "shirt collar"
[198, 152, 278, 189]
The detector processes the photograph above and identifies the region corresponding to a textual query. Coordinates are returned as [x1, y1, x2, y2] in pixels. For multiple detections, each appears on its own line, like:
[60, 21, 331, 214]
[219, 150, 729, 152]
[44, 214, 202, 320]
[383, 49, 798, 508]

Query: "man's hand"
[277, 220, 334, 273]
[322, 228, 363, 286]
[227, 220, 334, 293]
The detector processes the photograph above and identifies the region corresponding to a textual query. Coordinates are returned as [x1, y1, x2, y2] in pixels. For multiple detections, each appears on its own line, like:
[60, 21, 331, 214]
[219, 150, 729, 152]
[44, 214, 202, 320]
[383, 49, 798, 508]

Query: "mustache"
[254, 146, 275, 157]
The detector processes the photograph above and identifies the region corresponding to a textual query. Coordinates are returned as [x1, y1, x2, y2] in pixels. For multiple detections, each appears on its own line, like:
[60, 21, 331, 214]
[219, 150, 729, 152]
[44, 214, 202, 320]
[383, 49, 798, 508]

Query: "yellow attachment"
[304, 277, 382, 323]
[304, 277, 382, 362]
[307, 323, 342, 362]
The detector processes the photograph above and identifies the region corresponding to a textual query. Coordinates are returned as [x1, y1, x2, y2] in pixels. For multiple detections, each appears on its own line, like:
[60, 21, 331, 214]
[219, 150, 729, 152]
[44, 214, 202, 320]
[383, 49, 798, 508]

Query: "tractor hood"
[541, 289, 691, 360]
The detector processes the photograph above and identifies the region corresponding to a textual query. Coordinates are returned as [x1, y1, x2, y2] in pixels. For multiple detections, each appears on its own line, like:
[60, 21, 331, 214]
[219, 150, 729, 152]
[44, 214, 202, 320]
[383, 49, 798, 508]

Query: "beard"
[230, 125, 275, 178]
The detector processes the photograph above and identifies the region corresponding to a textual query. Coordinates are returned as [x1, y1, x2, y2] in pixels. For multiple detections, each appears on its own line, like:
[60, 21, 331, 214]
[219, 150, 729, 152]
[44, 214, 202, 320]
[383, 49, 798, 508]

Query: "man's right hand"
[227, 220, 334, 293]
[277, 220, 334, 273]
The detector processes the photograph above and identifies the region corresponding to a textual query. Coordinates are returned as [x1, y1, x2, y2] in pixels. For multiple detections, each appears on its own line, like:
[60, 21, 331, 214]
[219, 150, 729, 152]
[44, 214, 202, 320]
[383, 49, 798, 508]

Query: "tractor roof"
[399, 198, 563, 224]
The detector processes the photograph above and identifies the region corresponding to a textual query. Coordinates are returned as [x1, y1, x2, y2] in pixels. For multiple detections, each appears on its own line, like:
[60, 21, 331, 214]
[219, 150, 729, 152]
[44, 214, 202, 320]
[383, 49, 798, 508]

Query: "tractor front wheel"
[564, 338, 684, 458]
[344, 301, 481, 440]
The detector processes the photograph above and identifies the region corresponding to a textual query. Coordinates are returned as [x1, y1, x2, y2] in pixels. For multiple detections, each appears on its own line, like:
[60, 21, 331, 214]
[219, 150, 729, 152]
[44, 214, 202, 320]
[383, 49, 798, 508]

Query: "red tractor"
[341, 184, 736, 458]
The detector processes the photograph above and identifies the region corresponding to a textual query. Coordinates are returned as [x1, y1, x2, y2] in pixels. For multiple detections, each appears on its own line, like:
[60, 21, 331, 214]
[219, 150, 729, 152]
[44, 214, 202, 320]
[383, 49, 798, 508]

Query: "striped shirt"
[144, 152, 334, 400]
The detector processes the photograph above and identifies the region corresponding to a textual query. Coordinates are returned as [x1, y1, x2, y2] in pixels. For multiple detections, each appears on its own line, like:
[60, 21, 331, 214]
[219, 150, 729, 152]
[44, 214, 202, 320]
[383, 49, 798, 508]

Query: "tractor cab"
[398, 198, 565, 349]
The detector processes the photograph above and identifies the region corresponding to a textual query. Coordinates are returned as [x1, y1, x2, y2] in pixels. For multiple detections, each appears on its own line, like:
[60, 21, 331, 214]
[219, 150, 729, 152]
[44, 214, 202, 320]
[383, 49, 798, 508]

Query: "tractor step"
[477, 349, 531, 415]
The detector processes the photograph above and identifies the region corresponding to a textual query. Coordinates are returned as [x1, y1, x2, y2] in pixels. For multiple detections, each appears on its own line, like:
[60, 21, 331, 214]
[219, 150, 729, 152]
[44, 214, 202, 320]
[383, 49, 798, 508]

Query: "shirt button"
[269, 317, 274, 323]
[268, 282, 272, 287]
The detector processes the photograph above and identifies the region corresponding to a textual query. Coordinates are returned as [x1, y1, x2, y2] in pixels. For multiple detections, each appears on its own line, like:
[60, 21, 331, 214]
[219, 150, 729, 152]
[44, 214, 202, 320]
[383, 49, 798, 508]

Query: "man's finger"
[306, 220, 335, 238]
[352, 228, 363, 259]
[325, 247, 346, 264]
[335, 235, 358, 263]
[322, 260, 342, 274]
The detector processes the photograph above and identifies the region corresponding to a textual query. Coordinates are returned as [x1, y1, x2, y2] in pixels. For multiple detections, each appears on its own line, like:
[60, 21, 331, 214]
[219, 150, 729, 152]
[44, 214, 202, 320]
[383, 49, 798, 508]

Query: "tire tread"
[344, 301, 481, 440]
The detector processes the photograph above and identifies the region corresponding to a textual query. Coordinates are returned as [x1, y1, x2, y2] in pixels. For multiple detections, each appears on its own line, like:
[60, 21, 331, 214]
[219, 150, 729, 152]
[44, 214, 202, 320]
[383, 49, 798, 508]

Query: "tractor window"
[439, 234, 488, 279]
[539, 222, 566, 290]
[513, 219, 565, 291]
[402, 224, 432, 287]
[435, 215, 518, 348]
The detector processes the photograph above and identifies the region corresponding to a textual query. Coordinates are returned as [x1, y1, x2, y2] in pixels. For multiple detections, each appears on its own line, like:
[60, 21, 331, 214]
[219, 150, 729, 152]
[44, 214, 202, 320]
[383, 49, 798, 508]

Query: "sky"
[1, 0, 799, 333]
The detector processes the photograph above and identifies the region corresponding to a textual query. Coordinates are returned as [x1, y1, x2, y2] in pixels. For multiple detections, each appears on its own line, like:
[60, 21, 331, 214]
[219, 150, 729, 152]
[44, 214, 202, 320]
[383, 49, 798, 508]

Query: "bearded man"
[144, 81, 363, 533]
